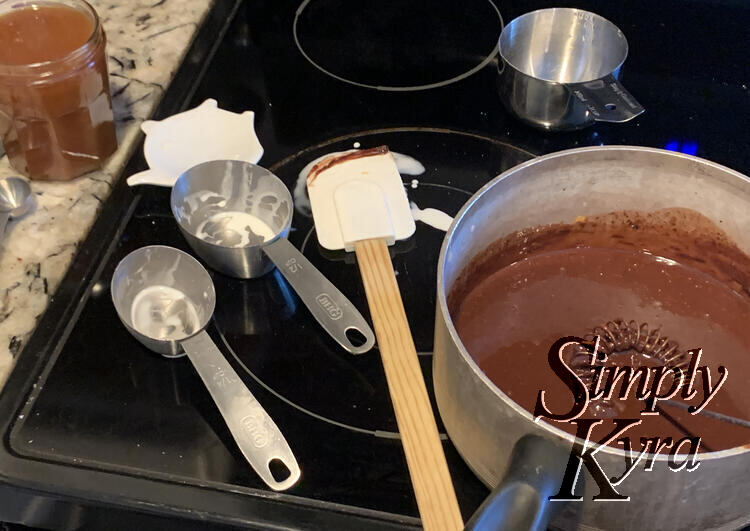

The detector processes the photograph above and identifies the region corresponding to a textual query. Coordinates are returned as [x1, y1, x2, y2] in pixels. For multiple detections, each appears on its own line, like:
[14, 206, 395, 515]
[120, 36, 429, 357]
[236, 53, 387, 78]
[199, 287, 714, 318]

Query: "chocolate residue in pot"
[450, 208, 750, 451]
[449, 208, 750, 313]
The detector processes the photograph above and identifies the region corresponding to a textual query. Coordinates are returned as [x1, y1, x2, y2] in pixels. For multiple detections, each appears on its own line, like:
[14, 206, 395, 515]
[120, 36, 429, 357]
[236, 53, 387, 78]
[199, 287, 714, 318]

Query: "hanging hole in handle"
[269, 458, 292, 483]
[605, 103, 617, 110]
[345, 327, 368, 347]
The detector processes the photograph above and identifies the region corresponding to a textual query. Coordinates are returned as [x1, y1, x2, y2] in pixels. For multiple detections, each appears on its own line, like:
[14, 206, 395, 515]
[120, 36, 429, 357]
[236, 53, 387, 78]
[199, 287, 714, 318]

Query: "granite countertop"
[0, 0, 214, 386]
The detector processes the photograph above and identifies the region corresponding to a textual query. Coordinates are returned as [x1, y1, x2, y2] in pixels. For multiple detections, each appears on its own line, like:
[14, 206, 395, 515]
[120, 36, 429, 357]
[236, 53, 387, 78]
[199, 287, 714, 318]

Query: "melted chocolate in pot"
[450, 208, 750, 451]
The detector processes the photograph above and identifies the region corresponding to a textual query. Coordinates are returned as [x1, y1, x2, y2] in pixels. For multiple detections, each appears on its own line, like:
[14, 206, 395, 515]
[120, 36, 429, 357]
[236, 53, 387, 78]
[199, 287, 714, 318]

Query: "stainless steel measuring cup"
[0, 176, 32, 241]
[170, 160, 375, 355]
[111, 245, 301, 491]
[497, 8, 645, 130]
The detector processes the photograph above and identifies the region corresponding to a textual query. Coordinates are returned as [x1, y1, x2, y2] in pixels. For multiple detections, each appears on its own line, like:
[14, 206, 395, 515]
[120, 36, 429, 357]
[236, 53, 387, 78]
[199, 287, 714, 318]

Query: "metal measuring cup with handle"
[0, 176, 32, 241]
[110, 245, 300, 491]
[497, 8, 645, 130]
[170, 160, 375, 355]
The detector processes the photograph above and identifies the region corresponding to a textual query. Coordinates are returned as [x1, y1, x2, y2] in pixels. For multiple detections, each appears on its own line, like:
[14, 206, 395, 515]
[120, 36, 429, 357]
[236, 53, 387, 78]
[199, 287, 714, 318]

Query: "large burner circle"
[213, 128, 534, 435]
[293, 0, 503, 91]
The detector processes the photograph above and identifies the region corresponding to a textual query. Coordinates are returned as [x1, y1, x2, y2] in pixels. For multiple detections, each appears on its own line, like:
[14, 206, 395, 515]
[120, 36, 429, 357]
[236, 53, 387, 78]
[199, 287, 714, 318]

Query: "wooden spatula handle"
[354, 238, 463, 531]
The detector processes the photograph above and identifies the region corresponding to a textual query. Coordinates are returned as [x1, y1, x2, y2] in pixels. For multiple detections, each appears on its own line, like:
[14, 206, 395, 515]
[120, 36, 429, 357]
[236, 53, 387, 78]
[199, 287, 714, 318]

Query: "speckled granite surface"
[0, 0, 214, 386]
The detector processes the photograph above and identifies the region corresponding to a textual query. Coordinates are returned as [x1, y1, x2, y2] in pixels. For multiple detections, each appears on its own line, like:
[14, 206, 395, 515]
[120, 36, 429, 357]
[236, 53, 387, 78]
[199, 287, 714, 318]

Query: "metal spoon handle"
[263, 238, 375, 354]
[0, 212, 8, 240]
[181, 330, 301, 491]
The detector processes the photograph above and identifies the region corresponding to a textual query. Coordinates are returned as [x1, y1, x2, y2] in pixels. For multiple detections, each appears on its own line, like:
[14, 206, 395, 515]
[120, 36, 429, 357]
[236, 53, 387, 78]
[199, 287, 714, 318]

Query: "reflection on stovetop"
[7, 0, 750, 526]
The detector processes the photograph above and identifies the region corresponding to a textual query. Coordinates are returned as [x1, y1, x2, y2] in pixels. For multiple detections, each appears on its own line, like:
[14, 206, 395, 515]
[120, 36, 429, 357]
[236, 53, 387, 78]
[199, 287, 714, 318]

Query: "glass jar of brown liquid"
[0, 0, 117, 180]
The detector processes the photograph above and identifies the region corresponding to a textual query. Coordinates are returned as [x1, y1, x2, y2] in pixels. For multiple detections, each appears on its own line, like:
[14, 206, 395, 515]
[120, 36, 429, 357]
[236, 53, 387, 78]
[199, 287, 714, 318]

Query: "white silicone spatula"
[307, 146, 462, 531]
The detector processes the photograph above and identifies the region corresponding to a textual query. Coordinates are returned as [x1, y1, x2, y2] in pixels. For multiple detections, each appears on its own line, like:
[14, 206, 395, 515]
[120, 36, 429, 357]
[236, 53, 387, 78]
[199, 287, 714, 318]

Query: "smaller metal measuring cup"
[170, 160, 375, 354]
[111, 245, 300, 491]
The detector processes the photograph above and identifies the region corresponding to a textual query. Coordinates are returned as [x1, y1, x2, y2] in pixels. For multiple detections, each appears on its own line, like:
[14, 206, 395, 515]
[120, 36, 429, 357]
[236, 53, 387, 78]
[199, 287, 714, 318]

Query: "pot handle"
[568, 74, 645, 123]
[464, 435, 570, 531]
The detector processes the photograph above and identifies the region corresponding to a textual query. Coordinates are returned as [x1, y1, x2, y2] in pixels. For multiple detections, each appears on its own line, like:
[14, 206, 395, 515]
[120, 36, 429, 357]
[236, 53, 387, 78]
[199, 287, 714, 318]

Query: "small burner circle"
[215, 129, 534, 434]
[293, 0, 504, 91]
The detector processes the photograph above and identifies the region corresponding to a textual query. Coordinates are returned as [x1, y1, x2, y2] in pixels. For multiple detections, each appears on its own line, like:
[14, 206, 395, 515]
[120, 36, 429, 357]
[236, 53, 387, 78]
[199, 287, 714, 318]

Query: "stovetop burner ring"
[216, 320, 445, 440]
[217, 127, 534, 437]
[293, 0, 504, 91]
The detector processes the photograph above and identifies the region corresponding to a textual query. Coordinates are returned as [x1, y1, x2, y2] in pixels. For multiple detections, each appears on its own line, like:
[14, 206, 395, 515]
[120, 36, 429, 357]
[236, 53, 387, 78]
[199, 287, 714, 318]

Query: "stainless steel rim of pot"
[436, 145, 750, 463]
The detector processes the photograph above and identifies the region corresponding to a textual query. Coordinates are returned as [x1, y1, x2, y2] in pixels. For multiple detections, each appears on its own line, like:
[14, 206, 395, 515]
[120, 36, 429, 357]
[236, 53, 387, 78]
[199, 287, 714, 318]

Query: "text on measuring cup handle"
[240, 406, 272, 449]
[315, 293, 343, 320]
[212, 364, 238, 388]
[285, 257, 303, 274]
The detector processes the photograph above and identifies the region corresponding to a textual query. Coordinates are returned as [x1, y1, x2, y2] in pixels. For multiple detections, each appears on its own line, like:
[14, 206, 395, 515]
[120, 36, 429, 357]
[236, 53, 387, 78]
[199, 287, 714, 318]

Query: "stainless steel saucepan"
[435, 146, 750, 530]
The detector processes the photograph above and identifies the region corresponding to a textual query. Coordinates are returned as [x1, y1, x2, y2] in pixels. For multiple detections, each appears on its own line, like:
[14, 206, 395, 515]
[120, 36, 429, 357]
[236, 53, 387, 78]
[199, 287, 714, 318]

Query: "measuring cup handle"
[181, 331, 301, 491]
[263, 238, 376, 355]
[568, 74, 645, 123]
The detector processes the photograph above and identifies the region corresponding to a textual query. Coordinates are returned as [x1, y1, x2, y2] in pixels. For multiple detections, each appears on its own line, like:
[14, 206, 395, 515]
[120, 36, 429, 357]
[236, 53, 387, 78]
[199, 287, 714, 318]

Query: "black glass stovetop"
[3, 0, 749, 528]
